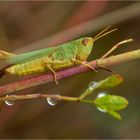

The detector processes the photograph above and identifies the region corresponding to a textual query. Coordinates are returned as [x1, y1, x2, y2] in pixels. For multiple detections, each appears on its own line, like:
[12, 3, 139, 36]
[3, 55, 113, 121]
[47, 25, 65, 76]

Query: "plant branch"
[0, 49, 140, 95]
[0, 93, 91, 104]
[101, 39, 133, 59]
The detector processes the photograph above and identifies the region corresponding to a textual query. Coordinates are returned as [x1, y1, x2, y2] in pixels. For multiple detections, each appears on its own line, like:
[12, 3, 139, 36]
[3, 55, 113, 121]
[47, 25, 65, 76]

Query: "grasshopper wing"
[7, 47, 57, 64]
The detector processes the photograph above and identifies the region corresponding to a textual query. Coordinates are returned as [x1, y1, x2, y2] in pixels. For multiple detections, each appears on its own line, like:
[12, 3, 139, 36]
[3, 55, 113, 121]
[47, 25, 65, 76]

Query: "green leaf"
[108, 110, 121, 120]
[90, 75, 123, 91]
[79, 75, 123, 100]
[94, 94, 128, 111]
[94, 94, 128, 120]
[99, 75, 123, 89]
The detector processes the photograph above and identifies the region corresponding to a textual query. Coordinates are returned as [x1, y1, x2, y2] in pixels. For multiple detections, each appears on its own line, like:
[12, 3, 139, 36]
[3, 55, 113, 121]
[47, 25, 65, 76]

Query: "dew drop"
[47, 95, 60, 106]
[89, 81, 98, 90]
[97, 107, 107, 113]
[97, 92, 107, 98]
[96, 92, 107, 113]
[4, 95, 15, 106]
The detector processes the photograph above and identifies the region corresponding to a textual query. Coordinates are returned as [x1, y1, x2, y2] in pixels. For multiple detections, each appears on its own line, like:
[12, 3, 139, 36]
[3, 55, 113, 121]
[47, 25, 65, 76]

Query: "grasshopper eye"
[82, 39, 89, 46]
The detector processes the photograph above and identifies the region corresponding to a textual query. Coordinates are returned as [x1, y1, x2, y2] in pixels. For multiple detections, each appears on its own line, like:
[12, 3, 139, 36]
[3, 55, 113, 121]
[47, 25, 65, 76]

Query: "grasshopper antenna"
[93, 26, 117, 42]
[92, 26, 133, 58]
[93, 26, 111, 40]
[93, 26, 133, 73]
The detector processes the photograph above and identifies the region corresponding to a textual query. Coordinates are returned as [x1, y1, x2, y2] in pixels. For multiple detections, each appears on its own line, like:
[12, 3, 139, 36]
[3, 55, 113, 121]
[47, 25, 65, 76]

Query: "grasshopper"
[0, 26, 132, 85]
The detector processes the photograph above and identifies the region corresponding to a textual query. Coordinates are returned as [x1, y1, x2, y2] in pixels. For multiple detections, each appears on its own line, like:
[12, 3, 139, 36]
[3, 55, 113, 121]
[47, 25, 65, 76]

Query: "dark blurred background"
[0, 1, 140, 139]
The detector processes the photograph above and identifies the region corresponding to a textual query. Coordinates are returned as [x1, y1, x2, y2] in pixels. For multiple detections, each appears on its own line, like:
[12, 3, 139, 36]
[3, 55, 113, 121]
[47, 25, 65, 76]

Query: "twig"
[101, 39, 133, 59]
[0, 49, 140, 95]
[0, 93, 91, 104]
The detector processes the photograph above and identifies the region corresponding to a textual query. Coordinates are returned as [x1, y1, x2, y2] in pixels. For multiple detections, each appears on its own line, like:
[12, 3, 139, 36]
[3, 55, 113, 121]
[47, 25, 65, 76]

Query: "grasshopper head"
[76, 26, 117, 61]
[76, 37, 94, 61]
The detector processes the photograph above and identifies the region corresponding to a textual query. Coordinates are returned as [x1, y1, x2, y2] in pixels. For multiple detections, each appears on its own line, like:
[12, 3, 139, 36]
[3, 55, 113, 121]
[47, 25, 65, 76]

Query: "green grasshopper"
[0, 26, 132, 85]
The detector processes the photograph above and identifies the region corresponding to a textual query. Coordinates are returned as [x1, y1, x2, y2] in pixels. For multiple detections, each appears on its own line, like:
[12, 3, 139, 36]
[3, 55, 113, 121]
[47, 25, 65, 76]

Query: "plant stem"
[101, 39, 133, 59]
[97, 49, 140, 67]
[0, 93, 79, 102]
[0, 93, 96, 105]
[0, 49, 140, 95]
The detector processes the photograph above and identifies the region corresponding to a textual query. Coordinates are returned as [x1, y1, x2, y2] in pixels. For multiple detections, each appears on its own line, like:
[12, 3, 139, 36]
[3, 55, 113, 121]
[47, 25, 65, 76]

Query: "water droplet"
[89, 81, 98, 90]
[47, 95, 60, 106]
[4, 95, 15, 106]
[97, 107, 107, 113]
[97, 92, 107, 98]
[96, 92, 108, 113]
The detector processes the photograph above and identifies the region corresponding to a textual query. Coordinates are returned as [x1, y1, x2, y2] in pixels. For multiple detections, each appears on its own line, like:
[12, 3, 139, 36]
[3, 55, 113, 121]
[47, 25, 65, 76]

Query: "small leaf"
[99, 75, 123, 89]
[88, 75, 123, 92]
[94, 94, 128, 111]
[93, 74, 123, 90]
[94, 94, 128, 120]
[108, 110, 121, 120]
[79, 75, 123, 100]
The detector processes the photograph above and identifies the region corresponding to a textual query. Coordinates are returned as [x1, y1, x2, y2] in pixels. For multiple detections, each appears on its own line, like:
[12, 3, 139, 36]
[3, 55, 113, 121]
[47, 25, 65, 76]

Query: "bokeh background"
[0, 1, 140, 139]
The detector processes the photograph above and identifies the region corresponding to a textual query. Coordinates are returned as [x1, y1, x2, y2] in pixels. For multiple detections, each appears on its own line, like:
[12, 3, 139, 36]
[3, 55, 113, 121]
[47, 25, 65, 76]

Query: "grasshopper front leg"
[72, 58, 97, 72]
